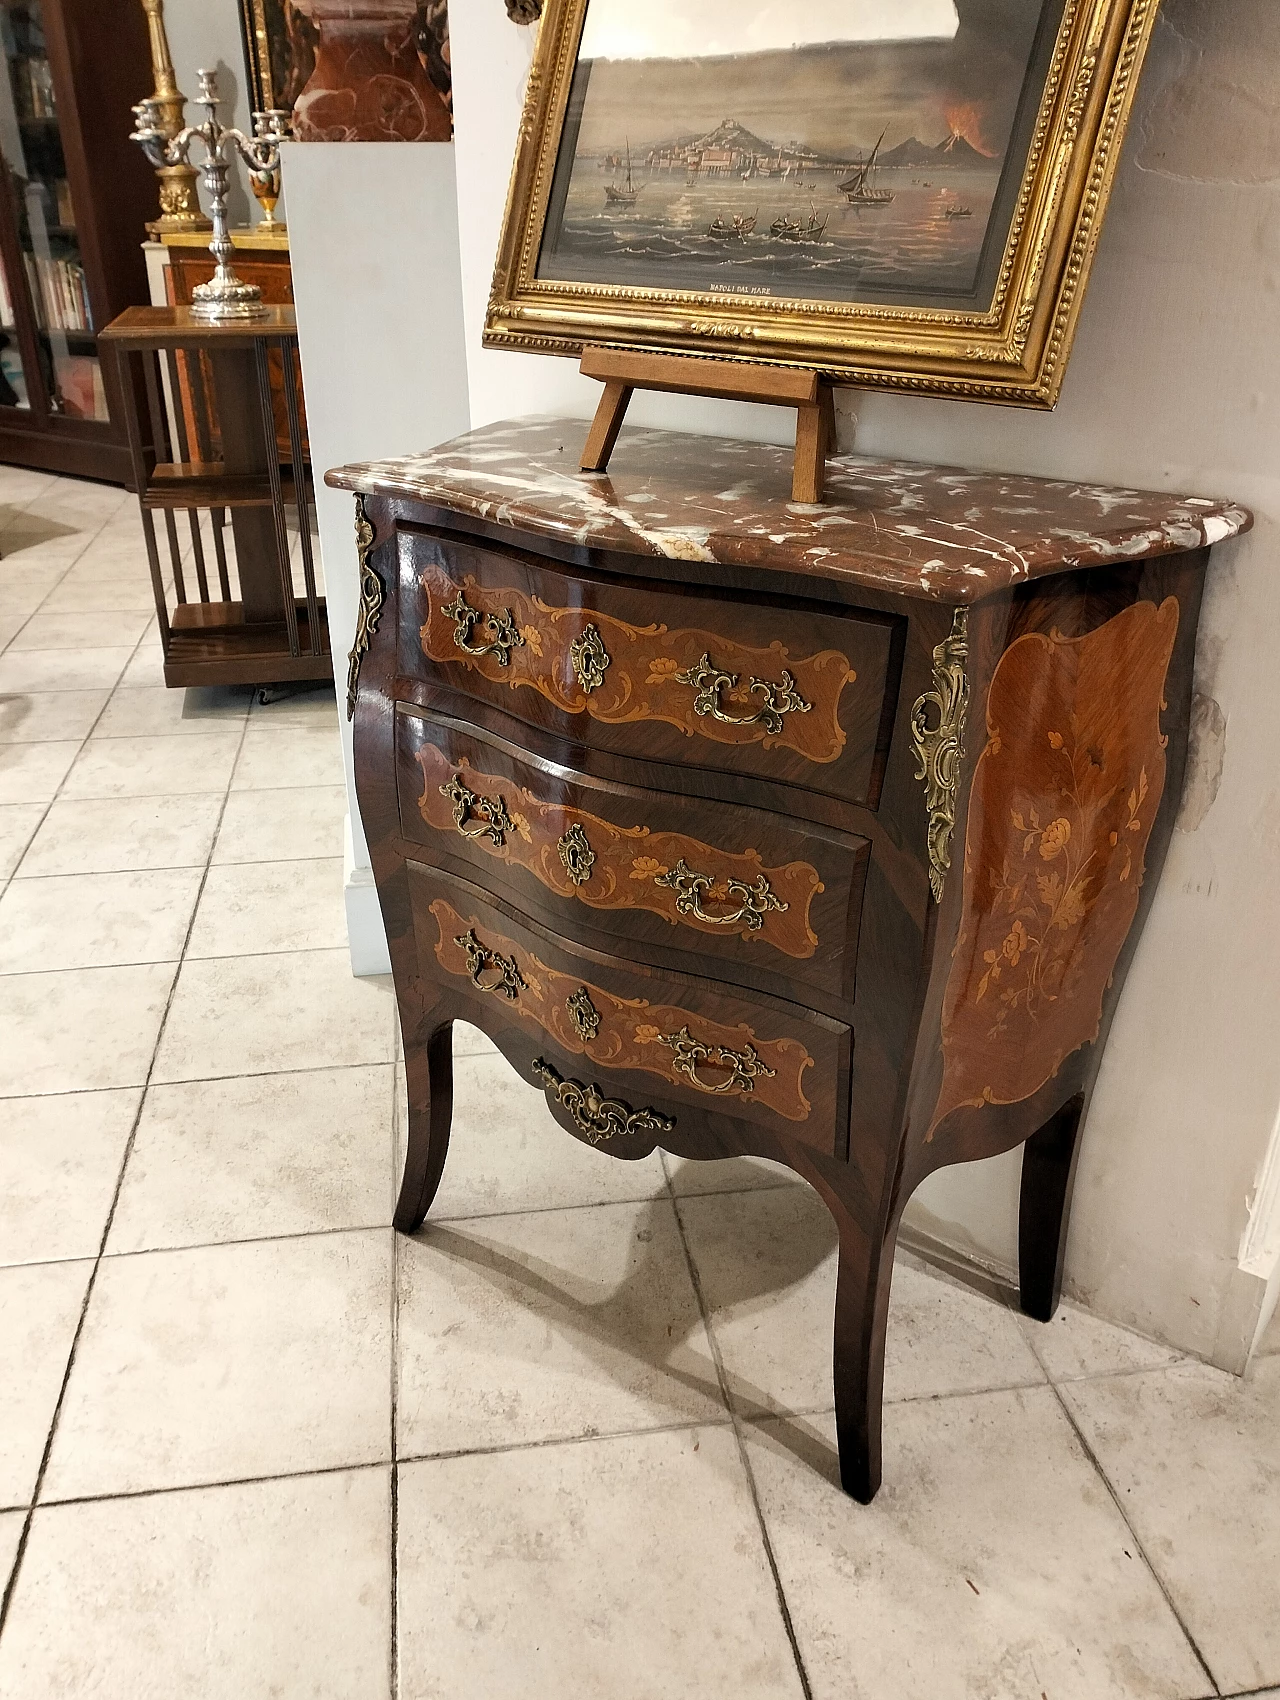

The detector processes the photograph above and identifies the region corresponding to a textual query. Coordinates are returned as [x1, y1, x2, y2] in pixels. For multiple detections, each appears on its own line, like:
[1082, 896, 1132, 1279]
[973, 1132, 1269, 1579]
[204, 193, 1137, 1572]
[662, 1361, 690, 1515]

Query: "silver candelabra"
[131, 69, 290, 323]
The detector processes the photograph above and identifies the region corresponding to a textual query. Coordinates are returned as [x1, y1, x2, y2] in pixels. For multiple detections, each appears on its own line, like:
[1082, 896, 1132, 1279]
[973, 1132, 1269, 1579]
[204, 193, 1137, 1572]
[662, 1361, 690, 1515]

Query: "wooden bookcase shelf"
[100, 305, 330, 692]
[0, 0, 156, 484]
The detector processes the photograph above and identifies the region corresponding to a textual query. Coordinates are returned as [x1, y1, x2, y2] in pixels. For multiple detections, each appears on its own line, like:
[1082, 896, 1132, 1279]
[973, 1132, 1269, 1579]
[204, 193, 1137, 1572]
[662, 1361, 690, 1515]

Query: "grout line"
[9, 852, 342, 885]
[396, 1414, 736, 1471]
[667, 1188, 814, 1700]
[2, 1221, 395, 1272]
[34, 1456, 391, 1512]
[0, 700, 251, 1646]
[1046, 1378, 1223, 1697]
[0, 1056, 395, 1105]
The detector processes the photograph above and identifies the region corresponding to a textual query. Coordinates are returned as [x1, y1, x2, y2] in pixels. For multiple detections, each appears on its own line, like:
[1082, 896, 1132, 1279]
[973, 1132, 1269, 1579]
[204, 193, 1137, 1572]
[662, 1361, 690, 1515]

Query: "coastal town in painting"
[538, 0, 1052, 306]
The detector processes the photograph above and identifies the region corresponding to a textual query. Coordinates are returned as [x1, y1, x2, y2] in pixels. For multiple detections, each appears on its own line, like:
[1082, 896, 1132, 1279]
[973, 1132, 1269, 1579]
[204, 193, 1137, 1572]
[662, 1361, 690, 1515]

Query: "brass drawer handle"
[455, 928, 525, 1000]
[569, 623, 611, 693]
[439, 774, 513, 847]
[442, 590, 525, 666]
[566, 987, 601, 1041]
[653, 858, 788, 934]
[658, 1026, 776, 1097]
[532, 1057, 674, 1145]
[557, 822, 596, 886]
[672, 652, 811, 735]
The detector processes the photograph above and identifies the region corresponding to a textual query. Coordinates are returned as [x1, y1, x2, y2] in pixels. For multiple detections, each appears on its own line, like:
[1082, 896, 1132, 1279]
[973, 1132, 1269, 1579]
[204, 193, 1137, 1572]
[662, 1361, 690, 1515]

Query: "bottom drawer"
[407, 860, 850, 1156]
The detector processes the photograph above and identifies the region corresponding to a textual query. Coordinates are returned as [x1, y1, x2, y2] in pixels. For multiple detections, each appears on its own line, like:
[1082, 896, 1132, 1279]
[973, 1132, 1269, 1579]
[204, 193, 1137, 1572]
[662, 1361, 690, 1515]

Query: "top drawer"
[396, 527, 899, 807]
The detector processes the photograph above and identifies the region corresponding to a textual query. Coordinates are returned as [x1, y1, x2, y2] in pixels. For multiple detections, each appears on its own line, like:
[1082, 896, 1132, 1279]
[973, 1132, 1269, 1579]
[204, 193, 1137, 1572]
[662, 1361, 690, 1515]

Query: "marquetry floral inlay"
[929, 598, 1179, 1136]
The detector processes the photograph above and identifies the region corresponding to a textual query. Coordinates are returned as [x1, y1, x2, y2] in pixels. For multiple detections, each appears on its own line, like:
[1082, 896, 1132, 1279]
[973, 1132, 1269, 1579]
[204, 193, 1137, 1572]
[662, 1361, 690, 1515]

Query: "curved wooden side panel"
[929, 596, 1180, 1134]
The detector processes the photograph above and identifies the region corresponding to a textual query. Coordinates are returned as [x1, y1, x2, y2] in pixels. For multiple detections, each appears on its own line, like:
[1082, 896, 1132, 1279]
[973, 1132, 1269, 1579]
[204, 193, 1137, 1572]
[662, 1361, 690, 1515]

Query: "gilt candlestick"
[137, 0, 209, 234]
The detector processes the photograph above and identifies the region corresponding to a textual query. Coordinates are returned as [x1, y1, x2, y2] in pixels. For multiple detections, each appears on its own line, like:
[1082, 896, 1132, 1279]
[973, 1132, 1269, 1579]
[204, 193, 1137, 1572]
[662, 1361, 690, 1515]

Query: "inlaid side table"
[330, 420, 1250, 1501]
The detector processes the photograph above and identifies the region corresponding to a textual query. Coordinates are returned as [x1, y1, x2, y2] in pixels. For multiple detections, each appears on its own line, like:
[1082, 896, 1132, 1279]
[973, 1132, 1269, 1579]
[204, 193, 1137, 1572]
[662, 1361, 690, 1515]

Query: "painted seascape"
[537, 0, 1053, 307]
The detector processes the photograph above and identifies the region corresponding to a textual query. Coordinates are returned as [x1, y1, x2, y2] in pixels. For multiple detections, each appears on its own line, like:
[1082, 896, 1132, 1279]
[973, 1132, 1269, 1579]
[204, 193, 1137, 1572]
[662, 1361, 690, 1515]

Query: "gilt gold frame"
[485, 0, 1161, 406]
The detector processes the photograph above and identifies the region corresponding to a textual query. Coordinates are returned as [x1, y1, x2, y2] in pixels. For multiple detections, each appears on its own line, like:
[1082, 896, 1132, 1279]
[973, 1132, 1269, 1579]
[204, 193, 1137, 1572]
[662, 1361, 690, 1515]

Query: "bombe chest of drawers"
[330, 419, 1249, 1502]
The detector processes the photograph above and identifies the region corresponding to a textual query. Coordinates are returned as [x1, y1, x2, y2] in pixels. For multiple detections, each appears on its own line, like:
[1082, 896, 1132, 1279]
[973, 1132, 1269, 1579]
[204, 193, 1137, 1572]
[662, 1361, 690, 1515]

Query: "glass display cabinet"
[0, 0, 155, 482]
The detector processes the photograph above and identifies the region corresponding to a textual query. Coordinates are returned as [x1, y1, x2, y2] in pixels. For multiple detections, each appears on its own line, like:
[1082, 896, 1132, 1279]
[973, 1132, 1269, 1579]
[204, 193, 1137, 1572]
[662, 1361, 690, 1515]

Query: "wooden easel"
[579, 346, 837, 503]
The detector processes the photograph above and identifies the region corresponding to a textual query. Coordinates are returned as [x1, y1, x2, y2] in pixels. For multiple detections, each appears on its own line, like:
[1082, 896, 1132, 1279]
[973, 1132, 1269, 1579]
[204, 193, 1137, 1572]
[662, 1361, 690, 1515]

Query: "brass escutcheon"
[566, 986, 601, 1042]
[442, 590, 525, 667]
[455, 928, 525, 1000]
[569, 623, 611, 693]
[654, 857, 787, 934]
[531, 1057, 674, 1145]
[658, 1026, 776, 1097]
[557, 821, 596, 886]
[671, 652, 811, 736]
[439, 774, 513, 848]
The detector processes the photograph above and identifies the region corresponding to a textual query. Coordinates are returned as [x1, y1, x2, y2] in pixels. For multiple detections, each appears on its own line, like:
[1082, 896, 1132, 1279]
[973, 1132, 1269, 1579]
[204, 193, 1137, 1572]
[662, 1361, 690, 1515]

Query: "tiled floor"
[1, 472, 1279, 1698]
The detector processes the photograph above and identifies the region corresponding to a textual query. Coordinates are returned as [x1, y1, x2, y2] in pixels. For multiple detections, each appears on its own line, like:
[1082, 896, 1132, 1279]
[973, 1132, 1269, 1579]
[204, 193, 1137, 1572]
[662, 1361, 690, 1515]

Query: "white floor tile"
[115, 645, 165, 689]
[7, 611, 152, 652]
[0, 804, 44, 880]
[91, 685, 251, 740]
[44, 1229, 393, 1499]
[0, 1508, 21, 1596]
[426, 1052, 668, 1220]
[680, 1187, 1044, 1418]
[38, 572, 160, 613]
[0, 868, 202, 972]
[397, 1430, 802, 1700]
[1062, 1358, 1280, 1693]
[246, 684, 339, 728]
[16, 794, 223, 877]
[185, 857, 346, 958]
[231, 723, 344, 790]
[151, 950, 395, 1083]
[211, 783, 346, 864]
[665, 1152, 805, 1195]
[0, 689, 109, 743]
[0, 1260, 93, 1508]
[109, 1066, 393, 1253]
[397, 1198, 722, 1458]
[0, 1469, 391, 1700]
[61, 732, 242, 800]
[0, 741, 81, 805]
[746, 1391, 1211, 1700]
[1017, 1295, 1185, 1382]
[0, 962, 176, 1094]
[0, 648, 133, 694]
[0, 1089, 139, 1266]
[451, 1018, 498, 1058]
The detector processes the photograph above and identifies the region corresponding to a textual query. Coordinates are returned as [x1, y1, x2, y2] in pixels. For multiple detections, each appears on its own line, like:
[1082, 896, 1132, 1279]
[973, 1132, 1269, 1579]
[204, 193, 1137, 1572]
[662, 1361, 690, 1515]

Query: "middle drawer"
[395, 707, 868, 1004]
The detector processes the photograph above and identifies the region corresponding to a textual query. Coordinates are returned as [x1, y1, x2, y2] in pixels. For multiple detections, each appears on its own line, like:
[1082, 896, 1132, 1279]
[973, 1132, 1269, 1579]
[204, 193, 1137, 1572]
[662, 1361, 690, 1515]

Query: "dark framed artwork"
[239, 0, 452, 141]
[487, 0, 1163, 405]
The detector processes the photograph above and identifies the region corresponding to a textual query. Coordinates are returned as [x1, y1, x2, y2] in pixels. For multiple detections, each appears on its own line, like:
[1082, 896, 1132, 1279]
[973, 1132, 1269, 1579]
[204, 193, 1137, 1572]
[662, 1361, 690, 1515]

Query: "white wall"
[283, 142, 471, 972]
[446, 0, 1280, 1366]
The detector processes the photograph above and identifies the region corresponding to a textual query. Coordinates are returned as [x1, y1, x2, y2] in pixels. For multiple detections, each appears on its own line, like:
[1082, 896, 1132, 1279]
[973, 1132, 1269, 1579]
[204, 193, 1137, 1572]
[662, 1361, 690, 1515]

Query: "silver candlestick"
[131, 69, 290, 323]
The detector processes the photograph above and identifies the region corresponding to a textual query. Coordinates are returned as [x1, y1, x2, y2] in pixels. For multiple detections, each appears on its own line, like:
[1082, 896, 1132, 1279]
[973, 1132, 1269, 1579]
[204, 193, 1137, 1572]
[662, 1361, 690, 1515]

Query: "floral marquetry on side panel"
[929, 598, 1180, 1135]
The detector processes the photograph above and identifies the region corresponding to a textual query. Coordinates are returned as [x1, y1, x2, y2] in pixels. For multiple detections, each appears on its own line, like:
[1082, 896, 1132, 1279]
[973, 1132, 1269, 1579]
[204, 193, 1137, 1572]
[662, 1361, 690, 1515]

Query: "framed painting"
[485, 0, 1161, 404]
[238, 0, 452, 142]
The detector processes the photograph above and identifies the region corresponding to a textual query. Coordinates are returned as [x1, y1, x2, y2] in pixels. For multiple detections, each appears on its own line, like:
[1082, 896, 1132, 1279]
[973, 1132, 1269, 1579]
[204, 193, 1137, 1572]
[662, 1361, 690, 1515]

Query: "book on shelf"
[24, 254, 93, 334]
[55, 179, 75, 228]
[53, 353, 107, 421]
[0, 262, 14, 328]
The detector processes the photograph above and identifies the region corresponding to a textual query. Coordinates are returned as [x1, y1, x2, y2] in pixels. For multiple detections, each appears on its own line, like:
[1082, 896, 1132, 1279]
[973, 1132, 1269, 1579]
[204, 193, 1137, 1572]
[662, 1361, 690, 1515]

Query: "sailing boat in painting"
[839, 130, 894, 208]
[604, 140, 640, 206]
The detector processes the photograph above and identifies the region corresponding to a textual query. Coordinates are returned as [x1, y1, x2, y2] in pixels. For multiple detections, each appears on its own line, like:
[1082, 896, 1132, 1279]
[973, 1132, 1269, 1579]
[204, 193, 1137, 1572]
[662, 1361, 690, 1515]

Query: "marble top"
[326, 418, 1252, 604]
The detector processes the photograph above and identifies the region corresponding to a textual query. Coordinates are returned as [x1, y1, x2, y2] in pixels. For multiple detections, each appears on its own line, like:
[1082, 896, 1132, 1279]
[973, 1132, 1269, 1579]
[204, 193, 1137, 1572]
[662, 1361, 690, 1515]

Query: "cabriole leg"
[394, 1022, 455, 1234]
[831, 1218, 899, 1503]
[1018, 1094, 1085, 1323]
